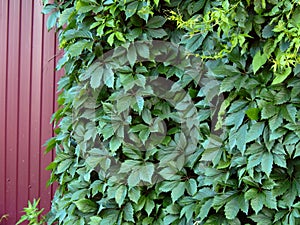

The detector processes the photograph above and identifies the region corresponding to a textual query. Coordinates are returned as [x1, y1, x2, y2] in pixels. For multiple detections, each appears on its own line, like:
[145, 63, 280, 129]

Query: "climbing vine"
[42, 0, 300, 224]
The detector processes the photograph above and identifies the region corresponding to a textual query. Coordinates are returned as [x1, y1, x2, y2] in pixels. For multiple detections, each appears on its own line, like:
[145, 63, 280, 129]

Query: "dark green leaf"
[253, 51, 268, 74]
[262, 25, 274, 38]
[146, 16, 166, 28]
[246, 122, 264, 143]
[261, 152, 273, 177]
[146, 28, 168, 38]
[171, 182, 185, 202]
[126, 1, 139, 19]
[236, 124, 248, 154]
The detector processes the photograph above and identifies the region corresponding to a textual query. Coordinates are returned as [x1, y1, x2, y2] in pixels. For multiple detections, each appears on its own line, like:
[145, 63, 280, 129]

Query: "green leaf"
[75, 199, 97, 213]
[109, 136, 121, 152]
[273, 154, 286, 168]
[224, 197, 240, 220]
[145, 199, 155, 216]
[139, 129, 150, 144]
[163, 215, 178, 224]
[272, 67, 292, 85]
[245, 188, 258, 200]
[171, 182, 185, 202]
[90, 66, 104, 89]
[294, 143, 300, 158]
[63, 29, 93, 41]
[247, 152, 263, 170]
[99, 212, 119, 225]
[104, 66, 114, 88]
[136, 43, 150, 59]
[181, 33, 207, 52]
[261, 103, 278, 119]
[213, 191, 238, 210]
[238, 194, 249, 214]
[139, 163, 155, 183]
[180, 204, 194, 221]
[128, 170, 140, 187]
[146, 16, 166, 28]
[56, 158, 73, 173]
[159, 181, 178, 193]
[251, 194, 264, 214]
[246, 122, 265, 143]
[220, 75, 240, 92]
[269, 127, 286, 141]
[127, 44, 137, 67]
[130, 124, 148, 132]
[264, 190, 277, 209]
[71, 189, 89, 201]
[47, 11, 59, 31]
[68, 39, 92, 57]
[224, 110, 245, 130]
[89, 216, 101, 225]
[281, 104, 297, 123]
[58, 8, 74, 27]
[76, 1, 94, 13]
[185, 179, 197, 196]
[198, 198, 213, 221]
[261, 152, 273, 177]
[153, 0, 159, 6]
[274, 89, 290, 105]
[128, 187, 140, 203]
[253, 51, 268, 74]
[236, 124, 248, 154]
[146, 28, 168, 38]
[136, 96, 144, 112]
[246, 108, 260, 120]
[250, 212, 273, 225]
[262, 24, 274, 38]
[115, 31, 126, 42]
[125, 1, 139, 19]
[123, 202, 134, 222]
[269, 114, 283, 131]
[102, 124, 114, 140]
[142, 109, 152, 125]
[42, 4, 57, 14]
[107, 33, 115, 46]
[115, 185, 127, 207]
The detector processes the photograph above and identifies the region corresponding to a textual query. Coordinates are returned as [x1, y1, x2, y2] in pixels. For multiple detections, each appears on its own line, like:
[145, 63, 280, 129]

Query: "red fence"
[0, 1, 60, 224]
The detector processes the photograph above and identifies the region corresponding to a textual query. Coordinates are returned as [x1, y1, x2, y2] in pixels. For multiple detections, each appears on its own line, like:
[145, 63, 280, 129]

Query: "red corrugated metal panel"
[0, 0, 9, 220]
[17, 0, 33, 221]
[0, 1, 59, 224]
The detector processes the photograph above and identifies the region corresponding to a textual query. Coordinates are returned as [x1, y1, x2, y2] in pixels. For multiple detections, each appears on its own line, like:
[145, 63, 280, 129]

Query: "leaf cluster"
[16, 199, 45, 225]
[43, 0, 300, 224]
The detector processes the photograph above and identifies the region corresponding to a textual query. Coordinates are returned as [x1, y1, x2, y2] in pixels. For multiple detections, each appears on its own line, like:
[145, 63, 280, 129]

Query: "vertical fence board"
[29, 0, 43, 202]
[0, 0, 9, 219]
[0, 1, 59, 224]
[6, 0, 21, 222]
[17, 0, 33, 220]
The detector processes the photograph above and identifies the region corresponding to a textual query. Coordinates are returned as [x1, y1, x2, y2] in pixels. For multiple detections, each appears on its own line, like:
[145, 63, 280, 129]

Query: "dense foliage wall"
[43, 0, 300, 224]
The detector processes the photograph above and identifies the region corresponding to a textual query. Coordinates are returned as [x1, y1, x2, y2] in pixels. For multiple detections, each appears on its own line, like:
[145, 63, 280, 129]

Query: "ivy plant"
[43, 0, 300, 224]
